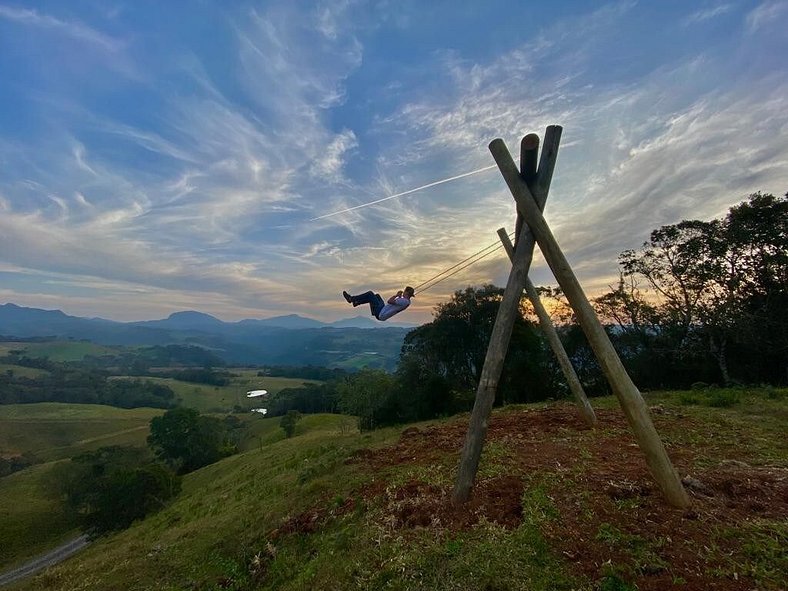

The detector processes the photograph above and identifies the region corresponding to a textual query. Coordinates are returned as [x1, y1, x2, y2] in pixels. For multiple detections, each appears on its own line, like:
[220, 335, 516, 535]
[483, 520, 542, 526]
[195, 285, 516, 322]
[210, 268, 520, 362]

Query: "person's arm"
[387, 290, 403, 304]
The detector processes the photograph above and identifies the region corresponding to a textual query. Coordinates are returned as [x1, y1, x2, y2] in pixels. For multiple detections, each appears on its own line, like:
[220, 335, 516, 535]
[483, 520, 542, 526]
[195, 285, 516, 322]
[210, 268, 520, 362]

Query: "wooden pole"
[452, 127, 562, 505]
[515, 134, 539, 248]
[513, 128, 596, 427]
[488, 138, 690, 508]
[497, 229, 597, 427]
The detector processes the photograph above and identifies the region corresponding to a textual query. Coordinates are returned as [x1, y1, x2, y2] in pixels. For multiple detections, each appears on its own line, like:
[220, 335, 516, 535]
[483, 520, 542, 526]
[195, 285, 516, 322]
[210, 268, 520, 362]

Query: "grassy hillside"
[10, 387, 787, 591]
[0, 341, 120, 362]
[0, 461, 78, 571]
[0, 364, 50, 379]
[0, 398, 328, 572]
[0, 403, 161, 462]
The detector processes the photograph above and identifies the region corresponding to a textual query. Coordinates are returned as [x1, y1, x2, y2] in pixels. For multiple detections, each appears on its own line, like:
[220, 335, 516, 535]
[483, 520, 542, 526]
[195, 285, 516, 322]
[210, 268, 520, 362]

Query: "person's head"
[403, 286, 415, 299]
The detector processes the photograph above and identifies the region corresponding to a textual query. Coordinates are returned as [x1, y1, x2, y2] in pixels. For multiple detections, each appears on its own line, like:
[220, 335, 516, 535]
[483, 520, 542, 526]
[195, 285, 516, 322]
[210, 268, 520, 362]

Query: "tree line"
[0, 356, 177, 408]
[595, 192, 786, 387]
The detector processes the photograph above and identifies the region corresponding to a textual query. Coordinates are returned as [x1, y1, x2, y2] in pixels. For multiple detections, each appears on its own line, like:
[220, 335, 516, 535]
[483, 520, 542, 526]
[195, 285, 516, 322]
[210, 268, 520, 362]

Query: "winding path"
[0, 535, 89, 587]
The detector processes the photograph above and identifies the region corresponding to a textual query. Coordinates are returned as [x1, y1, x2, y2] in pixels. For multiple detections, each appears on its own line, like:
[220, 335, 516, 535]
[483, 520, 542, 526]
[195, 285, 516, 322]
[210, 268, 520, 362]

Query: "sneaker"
[342, 291, 352, 304]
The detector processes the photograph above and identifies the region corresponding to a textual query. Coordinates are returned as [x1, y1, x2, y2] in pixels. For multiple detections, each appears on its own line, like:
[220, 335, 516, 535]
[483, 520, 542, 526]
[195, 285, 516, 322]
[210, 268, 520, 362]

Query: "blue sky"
[0, 1, 786, 324]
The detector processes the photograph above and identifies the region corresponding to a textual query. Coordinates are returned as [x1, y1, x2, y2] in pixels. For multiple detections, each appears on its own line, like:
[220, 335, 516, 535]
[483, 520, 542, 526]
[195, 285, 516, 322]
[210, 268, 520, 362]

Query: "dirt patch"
[378, 475, 523, 531]
[348, 404, 787, 591]
[271, 497, 357, 538]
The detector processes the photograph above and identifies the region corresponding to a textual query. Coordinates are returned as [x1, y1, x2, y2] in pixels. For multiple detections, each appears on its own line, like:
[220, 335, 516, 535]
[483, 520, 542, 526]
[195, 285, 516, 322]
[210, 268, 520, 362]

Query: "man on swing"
[342, 286, 414, 321]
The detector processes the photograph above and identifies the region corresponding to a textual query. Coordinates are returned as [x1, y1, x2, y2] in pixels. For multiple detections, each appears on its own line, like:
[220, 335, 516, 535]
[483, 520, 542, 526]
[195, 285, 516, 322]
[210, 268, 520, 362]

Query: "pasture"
[111, 370, 318, 413]
[0, 403, 160, 462]
[0, 341, 121, 363]
[0, 364, 50, 379]
[0, 461, 78, 571]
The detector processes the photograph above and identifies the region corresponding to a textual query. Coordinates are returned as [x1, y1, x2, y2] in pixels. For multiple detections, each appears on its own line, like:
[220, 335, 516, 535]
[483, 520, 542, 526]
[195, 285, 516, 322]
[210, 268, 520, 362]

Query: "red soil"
[346, 404, 787, 590]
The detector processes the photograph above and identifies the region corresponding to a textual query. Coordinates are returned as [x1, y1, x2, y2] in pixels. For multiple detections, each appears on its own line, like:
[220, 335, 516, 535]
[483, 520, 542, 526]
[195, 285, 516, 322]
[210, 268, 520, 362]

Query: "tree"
[266, 382, 339, 416]
[147, 407, 237, 474]
[606, 191, 787, 386]
[721, 192, 788, 383]
[337, 369, 399, 431]
[53, 446, 180, 536]
[398, 285, 553, 407]
[279, 410, 303, 438]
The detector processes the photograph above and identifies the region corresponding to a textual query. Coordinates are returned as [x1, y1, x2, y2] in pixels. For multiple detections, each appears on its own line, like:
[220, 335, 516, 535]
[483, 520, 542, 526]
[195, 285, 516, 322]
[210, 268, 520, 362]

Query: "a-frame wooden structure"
[452, 126, 690, 509]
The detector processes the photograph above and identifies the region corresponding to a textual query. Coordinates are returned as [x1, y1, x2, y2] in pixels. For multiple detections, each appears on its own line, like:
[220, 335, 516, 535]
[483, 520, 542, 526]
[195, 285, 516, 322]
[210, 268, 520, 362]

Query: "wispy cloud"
[683, 3, 733, 25]
[745, 0, 788, 32]
[0, 4, 122, 52]
[0, 1, 785, 323]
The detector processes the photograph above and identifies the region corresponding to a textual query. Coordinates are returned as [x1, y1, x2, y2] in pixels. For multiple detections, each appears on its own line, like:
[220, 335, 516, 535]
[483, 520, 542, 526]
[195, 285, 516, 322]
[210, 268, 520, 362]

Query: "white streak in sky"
[309, 165, 498, 221]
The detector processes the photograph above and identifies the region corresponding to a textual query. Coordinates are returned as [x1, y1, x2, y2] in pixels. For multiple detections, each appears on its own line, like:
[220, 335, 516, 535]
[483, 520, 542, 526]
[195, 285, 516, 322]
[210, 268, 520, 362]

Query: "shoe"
[342, 291, 352, 304]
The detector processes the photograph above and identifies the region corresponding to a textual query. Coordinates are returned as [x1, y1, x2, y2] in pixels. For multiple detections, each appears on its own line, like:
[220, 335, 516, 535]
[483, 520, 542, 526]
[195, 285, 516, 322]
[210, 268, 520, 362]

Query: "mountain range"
[0, 303, 418, 369]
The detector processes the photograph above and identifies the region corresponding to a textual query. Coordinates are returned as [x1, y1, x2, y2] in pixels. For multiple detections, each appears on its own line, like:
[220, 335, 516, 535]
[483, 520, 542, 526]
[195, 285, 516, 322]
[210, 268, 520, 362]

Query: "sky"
[0, 1, 786, 324]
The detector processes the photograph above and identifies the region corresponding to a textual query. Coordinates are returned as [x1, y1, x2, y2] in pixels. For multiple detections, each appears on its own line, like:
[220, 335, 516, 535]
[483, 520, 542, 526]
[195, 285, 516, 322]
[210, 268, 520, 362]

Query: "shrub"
[279, 410, 302, 438]
[706, 389, 739, 408]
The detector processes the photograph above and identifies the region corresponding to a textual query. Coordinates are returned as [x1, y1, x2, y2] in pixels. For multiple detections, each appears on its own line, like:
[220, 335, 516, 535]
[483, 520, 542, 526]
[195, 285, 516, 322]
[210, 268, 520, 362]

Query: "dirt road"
[0, 535, 89, 587]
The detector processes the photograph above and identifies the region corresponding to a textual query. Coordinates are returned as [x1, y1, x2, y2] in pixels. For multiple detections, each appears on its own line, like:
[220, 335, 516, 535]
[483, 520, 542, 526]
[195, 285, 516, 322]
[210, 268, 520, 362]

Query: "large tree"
[398, 284, 555, 407]
[53, 446, 180, 536]
[599, 192, 787, 386]
[147, 407, 237, 474]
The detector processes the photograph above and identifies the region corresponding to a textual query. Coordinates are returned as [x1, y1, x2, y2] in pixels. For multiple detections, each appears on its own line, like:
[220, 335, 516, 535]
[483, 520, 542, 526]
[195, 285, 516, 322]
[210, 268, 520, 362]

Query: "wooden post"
[511, 129, 596, 427]
[452, 127, 562, 505]
[516, 134, 540, 247]
[488, 138, 690, 508]
[497, 229, 597, 427]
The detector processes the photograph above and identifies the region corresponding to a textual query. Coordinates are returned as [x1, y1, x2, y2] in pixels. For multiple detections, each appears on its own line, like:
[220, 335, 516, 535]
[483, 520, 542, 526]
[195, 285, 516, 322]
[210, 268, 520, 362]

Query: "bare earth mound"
[329, 404, 786, 590]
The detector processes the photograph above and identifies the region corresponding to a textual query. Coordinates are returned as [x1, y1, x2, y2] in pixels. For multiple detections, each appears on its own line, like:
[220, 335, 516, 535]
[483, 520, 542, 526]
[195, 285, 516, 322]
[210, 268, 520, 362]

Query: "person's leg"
[371, 294, 385, 319]
[349, 291, 375, 307]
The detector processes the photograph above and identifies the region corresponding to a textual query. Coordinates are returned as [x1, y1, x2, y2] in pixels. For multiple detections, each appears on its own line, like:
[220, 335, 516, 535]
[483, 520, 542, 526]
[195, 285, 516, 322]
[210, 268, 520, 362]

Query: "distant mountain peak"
[166, 311, 222, 323]
[240, 314, 325, 329]
[1, 302, 67, 317]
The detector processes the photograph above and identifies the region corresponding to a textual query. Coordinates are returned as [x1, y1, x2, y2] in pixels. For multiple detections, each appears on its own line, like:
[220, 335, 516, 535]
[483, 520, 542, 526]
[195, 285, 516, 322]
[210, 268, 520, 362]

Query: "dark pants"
[351, 291, 385, 319]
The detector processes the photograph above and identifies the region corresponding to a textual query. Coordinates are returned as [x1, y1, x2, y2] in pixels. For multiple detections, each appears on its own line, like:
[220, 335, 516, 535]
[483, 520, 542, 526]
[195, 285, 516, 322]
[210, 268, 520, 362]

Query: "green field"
[9, 387, 786, 591]
[0, 364, 50, 379]
[0, 370, 319, 460]
[0, 461, 79, 571]
[0, 413, 351, 574]
[0, 403, 161, 462]
[0, 341, 121, 362]
[111, 371, 317, 413]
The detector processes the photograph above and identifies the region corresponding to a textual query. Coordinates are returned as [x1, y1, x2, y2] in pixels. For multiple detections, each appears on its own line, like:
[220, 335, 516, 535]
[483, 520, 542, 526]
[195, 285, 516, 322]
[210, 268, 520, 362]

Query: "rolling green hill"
[8, 388, 787, 591]
[0, 403, 161, 462]
[0, 461, 79, 571]
[0, 341, 122, 363]
[0, 364, 50, 379]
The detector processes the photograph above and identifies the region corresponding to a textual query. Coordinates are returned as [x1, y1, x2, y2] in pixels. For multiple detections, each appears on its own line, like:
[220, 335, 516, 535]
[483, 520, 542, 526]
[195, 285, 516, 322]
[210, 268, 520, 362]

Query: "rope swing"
[311, 162, 510, 296]
[413, 232, 514, 295]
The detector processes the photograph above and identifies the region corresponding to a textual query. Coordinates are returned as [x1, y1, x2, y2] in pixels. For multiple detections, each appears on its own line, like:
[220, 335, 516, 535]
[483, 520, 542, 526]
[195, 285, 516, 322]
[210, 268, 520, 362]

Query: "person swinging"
[342, 286, 414, 321]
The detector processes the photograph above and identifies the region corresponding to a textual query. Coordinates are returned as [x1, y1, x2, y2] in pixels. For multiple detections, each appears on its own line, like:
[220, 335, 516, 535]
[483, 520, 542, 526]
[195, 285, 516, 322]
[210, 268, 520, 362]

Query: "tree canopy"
[147, 407, 238, 474]
[53, 446, 180, 536]
[597, 191, 787, 386]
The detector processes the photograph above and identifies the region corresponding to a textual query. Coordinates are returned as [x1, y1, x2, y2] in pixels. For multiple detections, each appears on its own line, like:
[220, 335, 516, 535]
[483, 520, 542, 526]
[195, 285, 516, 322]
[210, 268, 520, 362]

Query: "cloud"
[683, 4, 733, 25]
[0, 1, 376, 320]
[310, 129, 358, 182]
[745, 0, 788, 32]
[1, 1, 786, 324]
[330, 2, 788, 315]
[0, 4, 122, 52]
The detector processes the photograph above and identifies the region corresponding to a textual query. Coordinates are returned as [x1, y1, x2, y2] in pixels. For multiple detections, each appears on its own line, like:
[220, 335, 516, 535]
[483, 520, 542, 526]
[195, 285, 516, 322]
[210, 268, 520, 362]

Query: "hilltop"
[9, 387, 787, 591]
